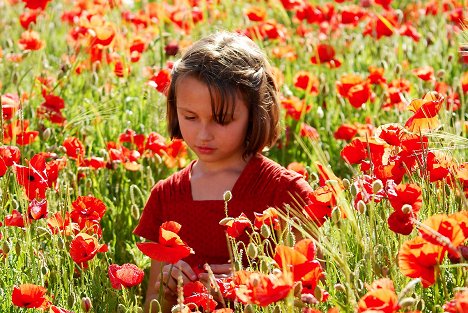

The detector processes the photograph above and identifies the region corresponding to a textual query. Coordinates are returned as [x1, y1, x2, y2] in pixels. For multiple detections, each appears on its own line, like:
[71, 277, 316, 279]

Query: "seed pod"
[67, 292, 75, 308]
[399, 297, 417, 309]
[223, 190, 232, 202]
[260, 224, 271, 238]
[401, 204, 412, 214]
[334, 283, 346, 292]
[81, 297, 92, 312]
[219, 217, 234, 226]
[57, 237, 65, 250]
[131, 204, 140, 220]
[331, 207, 342, 224]
[372, 179, 383, 194]
[350, 183, 358, 197]
[3, 241, 10, 254]
[342, 178, 350, 190]
[246, 243, 258, 259]
[15, 241, 21, 255]
[42, 128, 52, 141]
[357, 200, 367, 214]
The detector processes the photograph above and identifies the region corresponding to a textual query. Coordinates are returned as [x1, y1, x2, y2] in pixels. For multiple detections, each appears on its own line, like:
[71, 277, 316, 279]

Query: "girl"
[134, 31, 313, 312]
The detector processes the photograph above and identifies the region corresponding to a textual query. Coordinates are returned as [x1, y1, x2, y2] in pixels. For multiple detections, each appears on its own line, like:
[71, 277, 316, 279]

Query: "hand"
[198, 263, 233, 287]
[157, 260, 197, 296]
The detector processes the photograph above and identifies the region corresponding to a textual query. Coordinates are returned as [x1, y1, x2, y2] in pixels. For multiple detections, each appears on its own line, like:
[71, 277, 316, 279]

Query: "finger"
[206, 263, 233, 274]
[173, 263, 197, 281]
[170, 267, 194, 284]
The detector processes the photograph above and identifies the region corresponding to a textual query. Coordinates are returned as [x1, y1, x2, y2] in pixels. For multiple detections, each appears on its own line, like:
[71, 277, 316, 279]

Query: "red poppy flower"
[405, 91, 445, 132]
[18, 30, 44, 51]
[358, 286, 399, 313]
[37, 92, 66, 125]
[5, 209, 25, 228]
[1, 93, 20, 121]
[363, 12, 397, 39]
[22, 0, 51, 10]
[28, 198, 48, 220]
[183, 281, 217, 311]
[461, 72, 468, 93]
[137, 221, 194, 264]
[334, 124, 358, 141]
[340, 5, 366, 25]
[310, 43, 341, 68]
[245, 6, 267, 22]
[69, 233, 107, 267]
[303, 185, 337, 227]
[148, 68, 171, 94]
[287, 162, 309, 181]
[0, 145, 20, 176]
[399, 22, 421, 42]
[398, 236, 444, 287]
[4, 120, 39, 146]
[12, 284, 49, 308]
[274, 239, 323, 293]
[419, 214, 465, 253]
[108, 263, 144, 289]
[254, 207, 281, 231]
[387, 183, 422, 214]
[387, 209, 415, 235]
[412, 66, 434, 81]
[63, 136, 85, 160]
[145, 132, 167, 156]
[300, 123, 320, 141]
[293, 71, 319, 95]
[14, 154, 49, 200]
[47, 212, 75, 235]
[49, 306, 74, 313]
[223, 213, 252, 238]
[119, 129, 146, 152]
[80, 157, 106, 170]
[70, 196, 107, 228]
[234, 270, 294, 306]
[281, 96, 311, 120]
[367, 66, 386, 85]
[425, 151, 451, 182]
[443, 290, 468, 313]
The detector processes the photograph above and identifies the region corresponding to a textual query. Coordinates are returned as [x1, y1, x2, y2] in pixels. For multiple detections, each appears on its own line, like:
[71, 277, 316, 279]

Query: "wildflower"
[1, 93, 20, 120]
[254, 207, 281, 231]
[108, 263, 144, 289]
[0, 145, 20, 176]
[69, 233, 108, 268]
[303, 185, 338, 227]
[136, 221, 194, 264]
[287, 162, 309, 180]
[358, 278, 399, 313]
[12, 284, 50, 308]
[62, 137, 85, 160]
[70, 196, 107, 228]
[443, 289, 468, 313]
[293, 71, 319, 95]
[22, 0, 51, 10]
[412, 66, 434, 81]
[28, 198, 48, 220]
[310, 43, 341, 68]
[418, 214, 465, 255]
[4, 209, 25, 228]
[398, 236, 444, 287]
[405, 91, 445, 132]
[18, 30, 44, 51]
[222, 213, 252, 239]
[235, 270, 294, 306]
[183, 281, 217, 311]
[334, 124, 358, 141]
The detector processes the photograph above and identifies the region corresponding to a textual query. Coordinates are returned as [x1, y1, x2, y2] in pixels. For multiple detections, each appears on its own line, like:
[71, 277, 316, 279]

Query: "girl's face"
[176, 75, 249, 169]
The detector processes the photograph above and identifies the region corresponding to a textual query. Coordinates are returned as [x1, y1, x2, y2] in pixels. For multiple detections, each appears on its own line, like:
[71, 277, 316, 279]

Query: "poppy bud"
[246, 243, 258, 259]
[357, 200, 366, 214]
[243, 304, 255, 313]
[399, 297, 417, 309]
[164, 41, 179, 56]
[301, 293, 318, 304]
[260, 224, 271, 238]
[342, 178, 350, 190]
[131, 204, 140, 220]
[416, 299, 425, 311]
[219, 217, 234, 226]
[372, 179, 383, 194]
[81, 297, 92, 312]
[41, 266, 48, 275]
[2, 241, 10, 254]
[293, 281, 303, 297]
[223, 190, 232, 202]
[42, 128, 51, 141]
[334, 283, 346, 292]
[68, 292, 75, 307]
[36, 227, 51, 238]
[171, 304, 188, 313]
[149, 299, 160, 312]
[272, 305, 281, 313]
[401, 204, 412, 214]
[395, 64, 402, 75]
[331, 207, 341, 224]
[436, 70, 445, 78]
[117, 304, 126, 312]
[57, 237, 65, 250]
[447, 54, 453, 62]
[15, 241, 21, 255]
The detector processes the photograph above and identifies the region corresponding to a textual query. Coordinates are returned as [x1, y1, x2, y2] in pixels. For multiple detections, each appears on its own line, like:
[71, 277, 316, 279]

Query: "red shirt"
[133, 153, 312, 267]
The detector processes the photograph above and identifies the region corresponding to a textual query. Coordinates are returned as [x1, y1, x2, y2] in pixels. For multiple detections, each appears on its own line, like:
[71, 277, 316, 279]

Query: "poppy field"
[1, 0, 468, 312]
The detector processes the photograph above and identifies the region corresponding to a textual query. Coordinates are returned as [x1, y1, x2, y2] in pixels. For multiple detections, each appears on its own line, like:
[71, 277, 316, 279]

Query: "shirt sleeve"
[281, 174, 313, 210]
[133, 183, 163, 242]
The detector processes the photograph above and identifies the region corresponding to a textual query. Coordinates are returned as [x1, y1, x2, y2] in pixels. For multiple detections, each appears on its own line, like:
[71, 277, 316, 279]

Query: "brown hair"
[166, 31, 280, 158]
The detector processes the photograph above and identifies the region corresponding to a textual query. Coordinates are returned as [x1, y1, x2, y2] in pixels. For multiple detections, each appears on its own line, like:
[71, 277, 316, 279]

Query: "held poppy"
[108, 263, 144, 289]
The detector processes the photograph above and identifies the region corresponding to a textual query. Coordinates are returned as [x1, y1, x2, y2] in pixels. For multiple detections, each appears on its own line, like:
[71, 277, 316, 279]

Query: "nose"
[197, 123, 214, 142]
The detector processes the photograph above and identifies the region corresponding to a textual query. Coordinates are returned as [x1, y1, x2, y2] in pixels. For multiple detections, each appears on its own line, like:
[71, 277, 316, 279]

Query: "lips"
[196, 146, 215, 154]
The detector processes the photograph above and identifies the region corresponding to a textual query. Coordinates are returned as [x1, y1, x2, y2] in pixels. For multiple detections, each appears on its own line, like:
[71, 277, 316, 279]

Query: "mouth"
[196, 146, 215, 154]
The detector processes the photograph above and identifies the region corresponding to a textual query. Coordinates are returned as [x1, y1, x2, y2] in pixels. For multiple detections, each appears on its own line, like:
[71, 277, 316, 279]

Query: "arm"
[144, 260, 176, 313]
